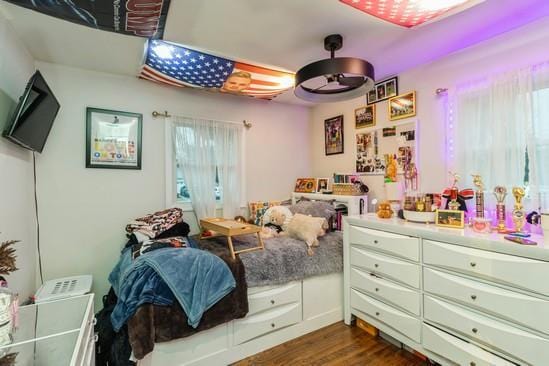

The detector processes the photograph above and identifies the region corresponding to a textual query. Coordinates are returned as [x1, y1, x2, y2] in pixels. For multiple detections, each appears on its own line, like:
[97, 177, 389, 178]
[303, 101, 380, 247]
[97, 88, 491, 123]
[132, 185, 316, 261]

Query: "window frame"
[165, 119, 247, 212]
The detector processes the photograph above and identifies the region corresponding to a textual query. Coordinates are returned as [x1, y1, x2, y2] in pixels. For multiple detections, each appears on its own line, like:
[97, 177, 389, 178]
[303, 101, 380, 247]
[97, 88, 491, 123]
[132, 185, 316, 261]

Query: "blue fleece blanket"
[109, 247, 236, 330]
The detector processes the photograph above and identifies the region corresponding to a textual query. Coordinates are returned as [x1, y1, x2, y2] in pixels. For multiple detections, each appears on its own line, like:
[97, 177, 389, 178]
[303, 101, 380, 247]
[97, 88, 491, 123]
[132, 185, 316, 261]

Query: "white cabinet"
[344, 214, 549, 366]
[0, 294, 95, 366]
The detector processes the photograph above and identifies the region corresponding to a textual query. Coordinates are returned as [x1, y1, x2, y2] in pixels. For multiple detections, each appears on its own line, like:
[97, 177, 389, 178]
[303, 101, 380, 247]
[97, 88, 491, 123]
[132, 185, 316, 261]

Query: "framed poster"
[355, 105, 375, 129]
[86, 107, 142, 169]
[367, 76, 399, 105]
[324, 115, 344, 155]
[389, 91, 417, 121]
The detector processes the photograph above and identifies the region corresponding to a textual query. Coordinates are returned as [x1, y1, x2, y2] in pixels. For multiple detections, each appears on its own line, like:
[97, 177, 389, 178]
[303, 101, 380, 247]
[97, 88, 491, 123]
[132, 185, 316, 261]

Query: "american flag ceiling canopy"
[339, 0, 480, 28]
[140, 40, 295, 100]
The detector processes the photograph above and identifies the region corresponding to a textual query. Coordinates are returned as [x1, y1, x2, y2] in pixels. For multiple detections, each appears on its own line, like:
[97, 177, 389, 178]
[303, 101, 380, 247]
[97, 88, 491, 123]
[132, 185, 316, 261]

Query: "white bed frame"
[138, 272, 343, 366]
[139, 193, 358, 365]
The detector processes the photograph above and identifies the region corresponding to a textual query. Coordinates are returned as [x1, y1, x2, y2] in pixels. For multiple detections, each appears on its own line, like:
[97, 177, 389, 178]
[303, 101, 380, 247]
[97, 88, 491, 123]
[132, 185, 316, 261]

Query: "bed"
[105, 199, 347, 366]
[134, 232, 344, 366]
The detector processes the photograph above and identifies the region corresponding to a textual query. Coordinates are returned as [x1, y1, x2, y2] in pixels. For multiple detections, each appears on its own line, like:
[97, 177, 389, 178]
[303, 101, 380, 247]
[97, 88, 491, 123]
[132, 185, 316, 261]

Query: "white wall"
[0, 12, 36, 299]
[311, 17, 549, 209]
[34, 62, 311, 303]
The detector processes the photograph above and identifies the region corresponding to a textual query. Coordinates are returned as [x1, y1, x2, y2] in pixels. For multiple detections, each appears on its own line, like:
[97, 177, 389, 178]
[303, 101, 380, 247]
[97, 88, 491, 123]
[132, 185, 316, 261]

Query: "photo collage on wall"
[356, 121, 416, 175]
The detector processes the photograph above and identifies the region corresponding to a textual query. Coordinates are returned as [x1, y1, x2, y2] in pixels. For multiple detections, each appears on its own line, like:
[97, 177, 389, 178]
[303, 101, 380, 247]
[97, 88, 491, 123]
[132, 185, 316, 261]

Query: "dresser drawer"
[349, 226, 419, 261]
[351, 289, 420, 342]
[423, 240, 549, 296]
[423, 324, 515, 366]
[248, 282, 301, 316]
[424, 295, 549, 365]
[424, 268, 549, 335]
[233, 302, 301, 345]
[350, 247, 420, 288]
[351, 267, 420, 315]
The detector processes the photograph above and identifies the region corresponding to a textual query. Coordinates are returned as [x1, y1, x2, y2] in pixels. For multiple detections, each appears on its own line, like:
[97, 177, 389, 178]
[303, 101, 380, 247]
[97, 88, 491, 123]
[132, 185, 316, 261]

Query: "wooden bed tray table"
[200, 218, 264, 259]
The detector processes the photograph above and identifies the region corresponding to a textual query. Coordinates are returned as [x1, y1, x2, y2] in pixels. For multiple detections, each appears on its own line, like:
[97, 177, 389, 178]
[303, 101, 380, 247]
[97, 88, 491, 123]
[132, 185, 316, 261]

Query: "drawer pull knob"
[373, 240, 379, 244]
[271, 300, 275, 305]
[471, 294, 477, 300]
[470, 262, 477, 267]
[374, 264, 379, 268]
[472, 328, 478, 334]
[271, 323, 276, 328]
[375, 288, 379, 292]
[375, 312, 380, 316]
[470, 362, 476, 366]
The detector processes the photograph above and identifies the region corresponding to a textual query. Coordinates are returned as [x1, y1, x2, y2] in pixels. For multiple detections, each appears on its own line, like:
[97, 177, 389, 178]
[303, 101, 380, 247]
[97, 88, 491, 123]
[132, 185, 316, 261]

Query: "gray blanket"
[232, 232, 343, 287]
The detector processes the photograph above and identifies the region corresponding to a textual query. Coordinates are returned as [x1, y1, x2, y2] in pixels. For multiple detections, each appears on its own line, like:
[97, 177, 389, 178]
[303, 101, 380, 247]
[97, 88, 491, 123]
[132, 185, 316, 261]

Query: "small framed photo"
[294, 178, 317, 193]
[435, 209, 465, 229]
[86, 107, 142, 169]
[355, 105, 375, 129]
[316, 178, 330, 192]
[324, 115, 344, 155]
[367, 76, 398, 105]
[389, 91, 416, 121]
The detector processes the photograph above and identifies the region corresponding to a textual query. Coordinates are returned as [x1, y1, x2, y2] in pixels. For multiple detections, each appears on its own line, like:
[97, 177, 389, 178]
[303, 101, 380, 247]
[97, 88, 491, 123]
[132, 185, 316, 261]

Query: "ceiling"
[1, 0, 548, 105]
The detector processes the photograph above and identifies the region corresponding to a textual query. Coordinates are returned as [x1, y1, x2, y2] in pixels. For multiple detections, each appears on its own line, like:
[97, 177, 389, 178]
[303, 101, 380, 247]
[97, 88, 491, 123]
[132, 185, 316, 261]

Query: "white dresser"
[343, 214, 549, 366]
[0, 294, 95, 366]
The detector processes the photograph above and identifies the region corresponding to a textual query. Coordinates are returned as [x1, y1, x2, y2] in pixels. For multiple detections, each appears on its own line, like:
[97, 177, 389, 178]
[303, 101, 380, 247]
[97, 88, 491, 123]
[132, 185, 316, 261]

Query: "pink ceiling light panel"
[340, 0, 474, 28]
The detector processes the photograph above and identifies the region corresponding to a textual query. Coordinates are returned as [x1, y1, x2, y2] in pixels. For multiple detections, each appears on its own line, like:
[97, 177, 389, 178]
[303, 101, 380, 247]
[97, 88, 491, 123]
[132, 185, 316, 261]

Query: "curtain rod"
[152, 110, 252, 129]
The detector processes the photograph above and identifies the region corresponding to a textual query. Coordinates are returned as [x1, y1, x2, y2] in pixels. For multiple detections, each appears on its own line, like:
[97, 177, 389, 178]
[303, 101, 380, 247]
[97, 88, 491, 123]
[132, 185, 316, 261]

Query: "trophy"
[447, 172, 461, 211]
[493, 186, 507, 231]
[512, 187, 526, 233]
[471, 174, 485, 218]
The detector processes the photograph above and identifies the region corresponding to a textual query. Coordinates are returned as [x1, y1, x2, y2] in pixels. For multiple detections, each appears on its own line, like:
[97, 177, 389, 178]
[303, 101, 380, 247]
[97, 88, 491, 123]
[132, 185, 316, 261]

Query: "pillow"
[288, 200, 336, 222]
[248, 201, 281, 225]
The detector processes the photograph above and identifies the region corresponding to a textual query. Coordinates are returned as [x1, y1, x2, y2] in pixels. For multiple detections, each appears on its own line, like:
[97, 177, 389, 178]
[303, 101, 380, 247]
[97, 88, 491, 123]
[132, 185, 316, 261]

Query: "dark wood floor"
[232, 322, 429, 366]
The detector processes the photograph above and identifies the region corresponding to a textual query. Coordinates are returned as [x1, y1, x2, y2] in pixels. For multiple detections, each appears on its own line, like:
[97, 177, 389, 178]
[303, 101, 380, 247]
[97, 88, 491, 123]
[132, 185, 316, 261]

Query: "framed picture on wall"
[367, 76, 399, 105]
[324, 115, 344, 155]
[86, 107, 143, 169]
[355, 105, 375, 129]
[389, 91, 416, 121]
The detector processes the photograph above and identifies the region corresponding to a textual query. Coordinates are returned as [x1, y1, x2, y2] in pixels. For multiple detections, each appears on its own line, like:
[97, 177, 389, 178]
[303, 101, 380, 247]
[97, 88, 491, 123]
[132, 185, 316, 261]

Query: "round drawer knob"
[271, 323, 276, 328]
[470, 362, 476, 366]
[373, 240, 379, 244]
[374, 264, 379, 268]
[470, 262, 477, 267]
[375, 288, 379, 292]
[375, 312, 380, 316]
[271, 300, 275, 305]
[472, 328, 478, 334]
[471, 294, 477, 300]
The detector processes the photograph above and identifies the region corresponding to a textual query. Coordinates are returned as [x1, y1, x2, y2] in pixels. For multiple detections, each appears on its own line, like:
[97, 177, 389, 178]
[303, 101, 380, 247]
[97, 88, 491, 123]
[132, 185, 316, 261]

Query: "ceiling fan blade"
[338, 76, 365, 87]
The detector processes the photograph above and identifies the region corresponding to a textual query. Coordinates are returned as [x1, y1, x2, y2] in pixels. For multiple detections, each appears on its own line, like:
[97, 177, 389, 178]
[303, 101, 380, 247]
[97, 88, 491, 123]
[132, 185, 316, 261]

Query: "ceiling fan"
[294, 34, 375, 103]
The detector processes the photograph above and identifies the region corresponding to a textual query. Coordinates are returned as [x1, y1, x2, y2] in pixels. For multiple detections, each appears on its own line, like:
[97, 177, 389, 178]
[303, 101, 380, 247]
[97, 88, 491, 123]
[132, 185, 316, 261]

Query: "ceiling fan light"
[294, 35, 375, 103]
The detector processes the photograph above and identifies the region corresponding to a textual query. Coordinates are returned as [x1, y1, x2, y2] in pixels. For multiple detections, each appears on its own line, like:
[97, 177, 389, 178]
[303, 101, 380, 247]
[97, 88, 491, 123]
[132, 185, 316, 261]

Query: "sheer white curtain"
[172, 116, 243, 219]
[452, 61, 549, 211]
[531, 62, 549, 210]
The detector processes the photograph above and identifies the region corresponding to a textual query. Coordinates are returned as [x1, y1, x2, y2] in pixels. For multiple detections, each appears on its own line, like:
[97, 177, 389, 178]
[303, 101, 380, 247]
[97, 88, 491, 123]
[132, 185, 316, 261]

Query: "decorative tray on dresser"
[343, 213, 549, 366]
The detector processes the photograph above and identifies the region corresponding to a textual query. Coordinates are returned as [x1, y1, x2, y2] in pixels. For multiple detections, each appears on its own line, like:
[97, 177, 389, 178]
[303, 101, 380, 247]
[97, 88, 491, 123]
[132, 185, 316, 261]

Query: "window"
[170, 116, 244, 219]
[176, 165, 221, 202]
[451, 61, 549, 210]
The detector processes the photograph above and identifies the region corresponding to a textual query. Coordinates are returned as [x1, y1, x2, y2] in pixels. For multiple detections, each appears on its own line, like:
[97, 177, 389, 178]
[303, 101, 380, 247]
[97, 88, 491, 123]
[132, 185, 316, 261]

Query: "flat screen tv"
[2, 70, 60, 153]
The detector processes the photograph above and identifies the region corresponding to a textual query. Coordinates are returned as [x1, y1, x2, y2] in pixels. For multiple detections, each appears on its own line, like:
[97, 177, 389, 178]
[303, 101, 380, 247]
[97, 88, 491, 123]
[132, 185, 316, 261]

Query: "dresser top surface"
[346, 214, 549, 261]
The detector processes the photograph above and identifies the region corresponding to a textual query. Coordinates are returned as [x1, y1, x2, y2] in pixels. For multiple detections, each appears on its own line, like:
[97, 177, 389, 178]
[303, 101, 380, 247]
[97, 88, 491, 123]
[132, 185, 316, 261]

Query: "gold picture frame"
[389, 91, 416, 121]
[355, 105, 376, 129]
[294, 178, 317, 193]
[435, 209, 465, 229]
